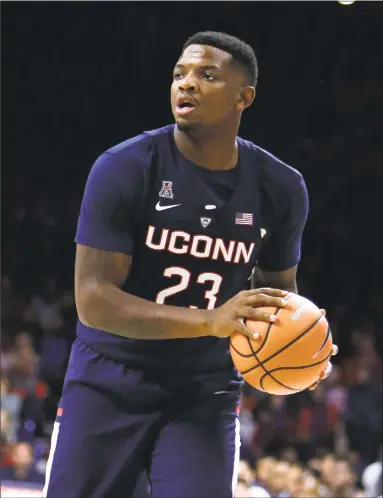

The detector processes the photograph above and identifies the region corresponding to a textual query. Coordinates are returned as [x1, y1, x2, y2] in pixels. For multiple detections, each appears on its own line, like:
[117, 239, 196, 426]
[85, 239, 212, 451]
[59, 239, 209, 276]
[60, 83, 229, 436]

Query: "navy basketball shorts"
[43, 339, 241, 498]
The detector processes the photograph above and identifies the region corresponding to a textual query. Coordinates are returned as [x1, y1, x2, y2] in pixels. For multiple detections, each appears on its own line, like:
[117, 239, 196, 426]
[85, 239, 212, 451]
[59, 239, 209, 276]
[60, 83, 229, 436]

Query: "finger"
[309, 381, 319, 390]
[320, 362, 333, 380]
[235, 320, 261, 341]
[320, 308, 326, 316]
[331, 344, 338, 356]
[239, 307, 278, 323]
[309, 362, 333, 390]
[240, 294, 289, 310]
[242, 288, 289, 298]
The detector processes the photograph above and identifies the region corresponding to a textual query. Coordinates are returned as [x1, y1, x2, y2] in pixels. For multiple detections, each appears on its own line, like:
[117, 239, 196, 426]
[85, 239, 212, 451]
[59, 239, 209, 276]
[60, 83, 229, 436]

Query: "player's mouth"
[176, 96, 197, 116]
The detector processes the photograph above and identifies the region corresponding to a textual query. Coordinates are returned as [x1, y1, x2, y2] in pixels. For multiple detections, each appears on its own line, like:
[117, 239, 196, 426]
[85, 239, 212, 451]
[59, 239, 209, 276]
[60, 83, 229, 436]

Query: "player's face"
[171, 44, 254, 132]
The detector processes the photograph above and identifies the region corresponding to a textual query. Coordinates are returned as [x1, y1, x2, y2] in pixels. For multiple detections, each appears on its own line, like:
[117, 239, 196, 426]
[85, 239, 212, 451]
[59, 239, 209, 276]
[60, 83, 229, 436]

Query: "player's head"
[171, 31, 258, 134]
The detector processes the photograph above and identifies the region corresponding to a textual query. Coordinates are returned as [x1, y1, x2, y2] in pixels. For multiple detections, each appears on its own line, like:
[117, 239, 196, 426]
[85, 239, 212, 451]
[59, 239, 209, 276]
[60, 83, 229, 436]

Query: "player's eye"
[202, 73, 215, 81]
[173, 72, 183, 81]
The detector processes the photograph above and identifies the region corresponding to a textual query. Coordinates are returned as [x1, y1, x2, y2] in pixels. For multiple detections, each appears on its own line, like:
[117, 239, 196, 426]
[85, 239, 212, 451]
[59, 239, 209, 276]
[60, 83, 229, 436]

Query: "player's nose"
[178, 83, 197, 94]
[178, 76, 198, 93]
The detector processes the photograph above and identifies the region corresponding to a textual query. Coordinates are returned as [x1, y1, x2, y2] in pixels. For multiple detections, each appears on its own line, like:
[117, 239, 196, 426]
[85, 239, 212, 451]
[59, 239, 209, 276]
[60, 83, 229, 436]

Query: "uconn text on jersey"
[146, 225, 255, 264]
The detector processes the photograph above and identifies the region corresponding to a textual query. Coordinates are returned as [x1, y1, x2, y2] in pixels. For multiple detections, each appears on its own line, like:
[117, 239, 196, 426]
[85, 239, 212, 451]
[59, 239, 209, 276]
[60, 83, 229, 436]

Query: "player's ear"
[237, 86, 255, 111]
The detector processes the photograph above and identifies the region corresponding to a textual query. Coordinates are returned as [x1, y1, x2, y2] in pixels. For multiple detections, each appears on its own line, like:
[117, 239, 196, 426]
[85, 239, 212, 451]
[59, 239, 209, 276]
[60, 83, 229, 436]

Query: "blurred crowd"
[237, 361, 382, 497]
[2, 1, 382, 496]
[236, 453, 382, 498]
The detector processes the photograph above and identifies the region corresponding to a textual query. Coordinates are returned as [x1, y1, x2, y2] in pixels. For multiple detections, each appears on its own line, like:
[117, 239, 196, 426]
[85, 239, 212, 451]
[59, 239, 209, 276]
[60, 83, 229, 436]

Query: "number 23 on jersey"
[156, 266, 223, 310]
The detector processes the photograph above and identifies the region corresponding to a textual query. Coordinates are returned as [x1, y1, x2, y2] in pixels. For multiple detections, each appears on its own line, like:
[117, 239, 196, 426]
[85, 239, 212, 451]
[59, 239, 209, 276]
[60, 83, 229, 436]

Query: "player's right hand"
[207, 288, 289, 339]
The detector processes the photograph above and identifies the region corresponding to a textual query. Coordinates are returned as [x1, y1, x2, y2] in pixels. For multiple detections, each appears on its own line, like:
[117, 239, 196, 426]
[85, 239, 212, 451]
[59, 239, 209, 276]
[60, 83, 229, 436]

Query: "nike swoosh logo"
[155, 201, 181, 211]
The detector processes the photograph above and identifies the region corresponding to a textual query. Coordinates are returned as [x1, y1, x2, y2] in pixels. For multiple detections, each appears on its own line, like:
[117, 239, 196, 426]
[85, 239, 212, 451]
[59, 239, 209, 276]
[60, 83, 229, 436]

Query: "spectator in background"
[362, 459, 382, 498]
[251, 457, 275, 496]
[294, 470, 321, 498]
[345, 364, 381, 468]
[292, 384, 339, 462]
[0, 442, 45, 484]
[1, 277, 26, 328]
[0, 433, 13, 470]
[326, 457, 359, 498]
[29, 276, 63, 334]
[7, 332, 41, 395]
[281, 463, 303, 498]
[235, 478, 250, 498]
[266, 460, 291, 497]
[37, 289, 73, 382]
[253, 395, 294, 458]
[278, 447, 299, 466]
[236, 461, 255, 497]
[342, 330, 382, 388]
[318, 452, 337, 490]
[3, 332, 48, 442]
[235, 459, 276, 497]
[1, 410, 12, 442]
[1, 277, 31, 369]
[239, 394, 258, 465]
[324, 364, 348, 417]
[0, 377, 22, 443]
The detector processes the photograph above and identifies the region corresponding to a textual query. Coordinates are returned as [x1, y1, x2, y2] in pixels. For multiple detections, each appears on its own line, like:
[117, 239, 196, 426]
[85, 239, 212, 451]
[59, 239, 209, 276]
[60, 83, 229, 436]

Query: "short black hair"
[183, 31, 258, 87]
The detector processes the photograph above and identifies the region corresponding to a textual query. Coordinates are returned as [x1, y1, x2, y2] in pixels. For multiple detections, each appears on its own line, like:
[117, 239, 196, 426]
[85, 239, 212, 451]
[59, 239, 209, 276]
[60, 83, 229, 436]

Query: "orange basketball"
[230, 293, 332, 395]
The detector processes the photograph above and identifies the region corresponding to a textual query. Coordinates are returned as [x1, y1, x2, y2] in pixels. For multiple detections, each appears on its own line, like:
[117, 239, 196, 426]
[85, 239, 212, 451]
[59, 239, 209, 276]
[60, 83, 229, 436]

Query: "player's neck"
[174, 125, 238, 171]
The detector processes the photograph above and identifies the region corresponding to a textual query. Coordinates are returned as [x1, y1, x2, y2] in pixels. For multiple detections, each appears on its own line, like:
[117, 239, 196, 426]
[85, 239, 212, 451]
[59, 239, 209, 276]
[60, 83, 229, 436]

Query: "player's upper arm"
[75, 245, 132, 325]
[257, 171, 309, 273]
[252, 265, 298, 293]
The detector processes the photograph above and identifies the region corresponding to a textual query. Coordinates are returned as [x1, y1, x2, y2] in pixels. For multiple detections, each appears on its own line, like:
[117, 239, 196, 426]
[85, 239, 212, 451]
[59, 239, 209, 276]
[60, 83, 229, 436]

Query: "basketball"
[230, 293, 333, 395]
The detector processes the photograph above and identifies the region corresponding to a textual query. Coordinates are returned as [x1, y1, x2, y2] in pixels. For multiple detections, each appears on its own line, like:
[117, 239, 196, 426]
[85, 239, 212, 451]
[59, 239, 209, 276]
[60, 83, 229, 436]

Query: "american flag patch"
[235, 212, 253, 225]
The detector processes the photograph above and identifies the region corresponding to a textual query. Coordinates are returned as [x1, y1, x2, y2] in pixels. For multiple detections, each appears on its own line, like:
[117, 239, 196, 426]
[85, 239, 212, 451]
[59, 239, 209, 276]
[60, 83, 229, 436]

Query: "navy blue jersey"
[75, 124, 308, 373]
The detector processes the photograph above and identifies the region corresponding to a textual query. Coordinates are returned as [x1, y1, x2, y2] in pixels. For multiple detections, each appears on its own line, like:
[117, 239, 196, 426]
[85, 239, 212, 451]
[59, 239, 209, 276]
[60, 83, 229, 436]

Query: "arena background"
[1, 2, 382, 497]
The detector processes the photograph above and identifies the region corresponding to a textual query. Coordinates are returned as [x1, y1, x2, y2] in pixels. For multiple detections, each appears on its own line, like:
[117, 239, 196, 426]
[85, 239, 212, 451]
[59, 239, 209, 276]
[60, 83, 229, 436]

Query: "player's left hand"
[308, 309, 338, 390]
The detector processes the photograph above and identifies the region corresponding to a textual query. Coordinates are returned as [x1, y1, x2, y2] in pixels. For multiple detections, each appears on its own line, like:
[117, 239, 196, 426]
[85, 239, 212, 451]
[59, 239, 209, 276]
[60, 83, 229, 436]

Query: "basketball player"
[43, 32, 337, 498]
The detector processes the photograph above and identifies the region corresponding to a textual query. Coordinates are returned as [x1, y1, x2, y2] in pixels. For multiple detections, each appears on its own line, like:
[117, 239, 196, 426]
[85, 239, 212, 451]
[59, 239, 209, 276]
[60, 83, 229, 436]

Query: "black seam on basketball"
[260, 373, 299, 392]
[229, 339, 248, 357]
[265, 352, 333, 375]
[241, 314, 323, 375]
[251, 306, 282, 355]
[246, 330, 296, 392]
[313, 325, 330, 358]
[259, 351, 332, 391]
[229, 307, 280, 358]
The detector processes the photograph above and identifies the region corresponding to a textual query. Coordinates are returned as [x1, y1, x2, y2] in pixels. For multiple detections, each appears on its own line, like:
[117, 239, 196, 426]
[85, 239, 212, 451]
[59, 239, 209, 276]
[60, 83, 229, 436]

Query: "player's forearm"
[77, 281, 211, 340]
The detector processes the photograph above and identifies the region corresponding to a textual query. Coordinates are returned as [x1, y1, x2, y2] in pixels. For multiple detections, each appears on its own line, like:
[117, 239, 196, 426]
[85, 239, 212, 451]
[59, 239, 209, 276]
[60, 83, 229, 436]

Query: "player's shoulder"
[105, 124, 174, 159]
[90, 125, 174, 178]
[238, 136, 305, 190]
